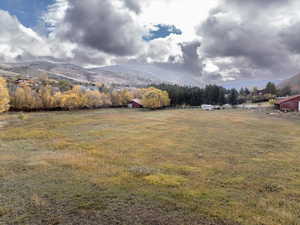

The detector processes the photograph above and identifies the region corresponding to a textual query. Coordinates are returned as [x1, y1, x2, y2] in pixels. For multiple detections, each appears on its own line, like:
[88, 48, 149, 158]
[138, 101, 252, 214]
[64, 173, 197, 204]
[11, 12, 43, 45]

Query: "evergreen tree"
[244, 88, 250, 96]
[218, 88, 227, 105]
[239, 88, 245, 96]
[279, 86, 292, 96]
[228, 89, 239, 105]
[265, 82, 277, 95]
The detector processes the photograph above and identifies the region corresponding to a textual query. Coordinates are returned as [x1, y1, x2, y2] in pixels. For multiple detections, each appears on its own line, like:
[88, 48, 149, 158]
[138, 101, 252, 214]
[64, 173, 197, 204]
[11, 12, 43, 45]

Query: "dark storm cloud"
[179, 41, 203, 75]
[60, 0, 143, 56]
[153, 40, 204, 77]
[280, 22, 300, 54]
[199, 15, 289, 69]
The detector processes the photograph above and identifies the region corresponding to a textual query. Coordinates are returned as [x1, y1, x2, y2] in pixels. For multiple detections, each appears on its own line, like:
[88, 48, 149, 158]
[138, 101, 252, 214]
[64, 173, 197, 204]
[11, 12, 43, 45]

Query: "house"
[256, 89, 267, 96]
[15, 78, 35, 87]
[128, 99, 143, 108]
[275, 95, 300, 112]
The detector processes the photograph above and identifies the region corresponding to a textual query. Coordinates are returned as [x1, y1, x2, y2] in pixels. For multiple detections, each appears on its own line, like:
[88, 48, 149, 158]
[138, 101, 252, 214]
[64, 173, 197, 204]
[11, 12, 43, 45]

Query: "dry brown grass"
[1, 109, 300, 225]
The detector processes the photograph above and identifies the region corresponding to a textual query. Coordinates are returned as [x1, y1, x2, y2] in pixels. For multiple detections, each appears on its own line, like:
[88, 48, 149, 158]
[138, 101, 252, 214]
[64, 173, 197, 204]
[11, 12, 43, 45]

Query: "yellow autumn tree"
[131, 88, 146, 99]
[111, 89, 134, 106]
[56, 86, 85, 110]
[11, 86, 42, 110]
[84, 91, 112, 108]
[142, 87, 170, 109]
[119, 89, 133, 105]
[85, 90, 104, 108]
[0, 77, 10, 112]
[100, 93, 112, 106]
[111, 91, 123, 106]
[39, 86, 55, 109]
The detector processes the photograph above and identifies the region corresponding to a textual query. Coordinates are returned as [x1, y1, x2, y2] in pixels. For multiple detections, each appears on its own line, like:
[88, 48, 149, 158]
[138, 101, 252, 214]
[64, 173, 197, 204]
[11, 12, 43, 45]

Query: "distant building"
[275, 95, 300, 112]
[256, 89, 267, 96]
[15, 78, 35, 87]
[128, 99, 143, 108]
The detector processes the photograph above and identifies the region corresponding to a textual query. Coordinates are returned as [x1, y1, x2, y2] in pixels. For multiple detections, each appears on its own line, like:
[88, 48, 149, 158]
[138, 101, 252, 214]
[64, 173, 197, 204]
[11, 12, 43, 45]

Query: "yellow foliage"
[111, 91, 123, 106]
[56, 86, 85, 110]
[269, 99, 276, 105]
[144, 174, 187, 186]
[142, 87, 170, 109]
[8, 81, 112, 111]
[56, 86, 112, 110]
[100, 93, 112, 106]
[85, 90, 112, 108]
[0, 77, 9, 113]
[111, 89, 134, 106]
[85, 90, 103, 108]
[131, 88, 146, 99]
[39, 86, 56, 109]
[11, 86, 42, 110]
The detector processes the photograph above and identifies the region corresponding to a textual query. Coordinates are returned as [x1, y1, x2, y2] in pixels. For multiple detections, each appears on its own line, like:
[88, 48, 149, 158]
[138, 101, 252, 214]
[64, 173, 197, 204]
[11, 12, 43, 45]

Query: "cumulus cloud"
[56, 0, 144, 56]
[195, 0, 300, 81]
[2, 0, 300, 84]
[0, 10, 51, 62]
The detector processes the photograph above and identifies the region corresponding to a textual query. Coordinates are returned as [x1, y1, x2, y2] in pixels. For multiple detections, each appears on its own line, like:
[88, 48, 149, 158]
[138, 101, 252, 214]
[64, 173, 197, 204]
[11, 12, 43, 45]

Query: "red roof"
[275, 95, 300, 104]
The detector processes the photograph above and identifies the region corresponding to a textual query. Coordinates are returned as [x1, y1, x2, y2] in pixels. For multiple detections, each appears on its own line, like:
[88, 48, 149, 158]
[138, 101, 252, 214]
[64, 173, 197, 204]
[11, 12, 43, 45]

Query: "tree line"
[0, 77, 170, 112]
[0, 76, 294, 114]
[151, 82, 292, 106]
[150, 84, 240, 106]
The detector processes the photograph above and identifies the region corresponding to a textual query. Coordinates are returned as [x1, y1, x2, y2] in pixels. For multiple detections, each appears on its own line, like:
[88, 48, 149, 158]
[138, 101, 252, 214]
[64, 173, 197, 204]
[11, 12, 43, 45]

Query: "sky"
[1, 0, 300, 85]
[0, 0, 54, 28]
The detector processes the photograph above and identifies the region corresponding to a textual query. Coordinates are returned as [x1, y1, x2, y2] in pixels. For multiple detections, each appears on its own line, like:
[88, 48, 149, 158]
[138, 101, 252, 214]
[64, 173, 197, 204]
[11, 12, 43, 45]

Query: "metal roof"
[275, 95, 300, 104]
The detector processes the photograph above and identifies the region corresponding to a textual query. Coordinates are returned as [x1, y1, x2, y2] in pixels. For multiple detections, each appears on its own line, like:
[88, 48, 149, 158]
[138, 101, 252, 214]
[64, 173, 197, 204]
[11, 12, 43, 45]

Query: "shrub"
[18, 112, 28, 120]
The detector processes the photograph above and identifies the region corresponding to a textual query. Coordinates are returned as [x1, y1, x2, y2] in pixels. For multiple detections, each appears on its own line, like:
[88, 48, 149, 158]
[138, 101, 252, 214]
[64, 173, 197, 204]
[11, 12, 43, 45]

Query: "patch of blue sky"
[143, 24, 182, 41]
[0, 0, 54, 28]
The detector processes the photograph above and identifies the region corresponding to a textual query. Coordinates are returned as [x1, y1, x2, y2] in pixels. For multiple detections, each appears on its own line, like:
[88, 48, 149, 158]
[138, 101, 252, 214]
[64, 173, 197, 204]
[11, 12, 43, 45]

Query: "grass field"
[1, 109, 300, 225]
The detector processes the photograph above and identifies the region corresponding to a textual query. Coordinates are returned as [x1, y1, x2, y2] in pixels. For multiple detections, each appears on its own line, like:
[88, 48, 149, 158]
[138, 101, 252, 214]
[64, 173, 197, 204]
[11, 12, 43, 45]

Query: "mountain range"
[0, 61, 201, 87]
[0, 60, 286, 89]
[278, 73, 300, 93]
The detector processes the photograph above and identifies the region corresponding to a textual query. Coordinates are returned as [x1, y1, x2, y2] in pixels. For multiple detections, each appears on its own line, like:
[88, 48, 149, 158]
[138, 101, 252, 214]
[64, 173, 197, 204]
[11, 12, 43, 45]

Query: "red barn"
[128, 99, 143, 108]
[275, 95, 300, 112]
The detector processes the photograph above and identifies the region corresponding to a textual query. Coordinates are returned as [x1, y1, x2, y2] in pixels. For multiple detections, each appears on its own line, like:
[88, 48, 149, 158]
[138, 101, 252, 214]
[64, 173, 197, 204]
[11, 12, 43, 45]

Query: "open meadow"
[1, 109, 300, 225]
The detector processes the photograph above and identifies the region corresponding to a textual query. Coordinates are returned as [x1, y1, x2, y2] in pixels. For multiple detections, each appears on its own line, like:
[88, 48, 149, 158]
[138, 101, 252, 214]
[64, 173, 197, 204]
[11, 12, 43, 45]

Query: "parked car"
[213, 105, 222, 110]
[201, 104, 214, 111]
[223, 104, 233, 109]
